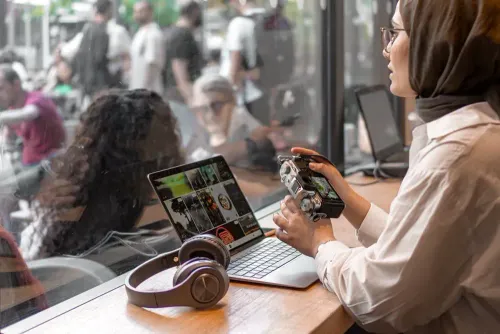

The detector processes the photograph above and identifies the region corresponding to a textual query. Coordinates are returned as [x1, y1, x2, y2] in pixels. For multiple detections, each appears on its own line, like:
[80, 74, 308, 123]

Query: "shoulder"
[232, 106, 261, 129]
[150, 24, 163, 37]
[167, 26, 190, 42]
[26, 92, 56, 110]
[228, 17, 254, 33]
[416, 121, 500, 174]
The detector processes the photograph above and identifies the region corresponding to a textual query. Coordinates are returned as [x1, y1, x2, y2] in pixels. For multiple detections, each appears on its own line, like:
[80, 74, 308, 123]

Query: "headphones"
[125, 234, 231, 309]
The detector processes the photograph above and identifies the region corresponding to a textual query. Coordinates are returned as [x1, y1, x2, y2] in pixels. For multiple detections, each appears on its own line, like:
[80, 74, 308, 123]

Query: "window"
[0, 0, 329, 329]
[343, 0, 401, 171]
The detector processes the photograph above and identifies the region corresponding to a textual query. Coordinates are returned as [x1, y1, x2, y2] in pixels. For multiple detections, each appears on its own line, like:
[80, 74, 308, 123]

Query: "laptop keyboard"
[227, 239, 302, 279]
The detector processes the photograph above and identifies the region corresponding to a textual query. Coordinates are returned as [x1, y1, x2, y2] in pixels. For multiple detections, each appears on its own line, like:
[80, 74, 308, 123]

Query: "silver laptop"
[147, 155, 318, 289]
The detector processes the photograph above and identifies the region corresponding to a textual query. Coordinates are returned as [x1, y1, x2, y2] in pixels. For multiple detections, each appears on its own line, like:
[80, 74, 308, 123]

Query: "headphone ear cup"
[172, 257, 210, 286]
[179, 234, 231, 269]
[172, 258, 230, 307]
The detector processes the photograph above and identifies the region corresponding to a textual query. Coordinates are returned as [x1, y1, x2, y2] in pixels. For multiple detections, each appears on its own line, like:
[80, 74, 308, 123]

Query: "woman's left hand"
[273, 195, 336, 257]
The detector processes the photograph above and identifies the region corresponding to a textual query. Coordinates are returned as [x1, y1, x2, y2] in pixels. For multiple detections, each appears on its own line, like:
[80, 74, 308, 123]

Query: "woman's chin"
[389, 81, 405, 98]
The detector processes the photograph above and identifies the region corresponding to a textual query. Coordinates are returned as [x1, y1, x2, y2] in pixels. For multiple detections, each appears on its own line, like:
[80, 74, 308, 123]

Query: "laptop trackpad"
[264, 255, 318, 289]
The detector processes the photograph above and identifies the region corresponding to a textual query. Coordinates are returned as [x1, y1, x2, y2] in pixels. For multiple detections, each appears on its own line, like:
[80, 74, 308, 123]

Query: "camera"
[278, 155, 345, 222]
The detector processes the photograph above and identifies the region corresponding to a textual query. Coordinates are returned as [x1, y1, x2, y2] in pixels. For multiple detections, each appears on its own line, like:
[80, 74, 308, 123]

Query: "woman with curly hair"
[19, 89, 184, 260]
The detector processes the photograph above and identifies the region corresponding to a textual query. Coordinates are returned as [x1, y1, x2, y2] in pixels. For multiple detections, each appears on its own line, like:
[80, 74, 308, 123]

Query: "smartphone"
[279, 113, 301, 127]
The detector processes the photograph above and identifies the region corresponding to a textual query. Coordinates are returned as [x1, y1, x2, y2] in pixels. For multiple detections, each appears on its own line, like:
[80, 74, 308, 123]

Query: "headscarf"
[400, 0, 500, 122]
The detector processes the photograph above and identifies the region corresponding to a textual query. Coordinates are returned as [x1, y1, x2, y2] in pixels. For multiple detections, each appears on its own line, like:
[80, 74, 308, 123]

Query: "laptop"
[147, 155, 318, 289]
[352, 85, 409, 177]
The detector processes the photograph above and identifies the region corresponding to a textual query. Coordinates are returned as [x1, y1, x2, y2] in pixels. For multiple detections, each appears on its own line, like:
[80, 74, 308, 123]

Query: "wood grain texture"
[20, 175, 401, 334]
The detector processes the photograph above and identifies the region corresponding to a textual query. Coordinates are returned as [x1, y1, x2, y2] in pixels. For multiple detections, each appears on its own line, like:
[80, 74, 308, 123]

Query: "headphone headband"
[125, 234, 230, 309]
[125, 249, 180, 307]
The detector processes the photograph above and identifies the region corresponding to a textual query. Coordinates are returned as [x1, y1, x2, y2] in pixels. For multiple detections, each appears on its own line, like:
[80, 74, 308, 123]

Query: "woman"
[187, 73, 283, 172]
[274, 1, 500, 333]
[20, 89, 184, 260]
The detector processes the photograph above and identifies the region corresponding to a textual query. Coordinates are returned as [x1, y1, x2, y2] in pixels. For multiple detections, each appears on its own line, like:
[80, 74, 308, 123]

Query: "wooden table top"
[10, 174, 401, 334]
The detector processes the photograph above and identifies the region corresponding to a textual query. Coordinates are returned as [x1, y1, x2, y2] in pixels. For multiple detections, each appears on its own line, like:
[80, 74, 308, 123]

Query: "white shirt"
[315, 102, 500, 334]
[186, 106, 261, 165]
[129, 22, 165, 94]
[219, 8, 265, 105]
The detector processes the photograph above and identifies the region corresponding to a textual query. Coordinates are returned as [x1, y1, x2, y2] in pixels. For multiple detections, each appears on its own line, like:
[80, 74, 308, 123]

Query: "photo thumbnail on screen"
[182, 193, 215, 232]
[197, 189, 226, 227]
[212, 160, 233, 182]
[238, 214, 260, 235]
[200, 164, 219, 186]
[212, 221, 246, 246]
[223, 180, 252, 216]
[153, 172, 193, 200]
[185, 168, 206, 190]
[165, 197, 200, 241]
[207, 183, 239, 223]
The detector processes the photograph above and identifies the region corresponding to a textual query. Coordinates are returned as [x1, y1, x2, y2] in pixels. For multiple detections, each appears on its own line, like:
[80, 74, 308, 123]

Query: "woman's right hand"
[290, 147, 352, 200]
[290, 147, 371, 229]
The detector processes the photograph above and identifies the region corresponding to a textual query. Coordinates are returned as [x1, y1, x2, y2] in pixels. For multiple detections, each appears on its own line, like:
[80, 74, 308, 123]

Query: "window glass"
[0, 0, 326, 328]
[344, 0, 393, 169]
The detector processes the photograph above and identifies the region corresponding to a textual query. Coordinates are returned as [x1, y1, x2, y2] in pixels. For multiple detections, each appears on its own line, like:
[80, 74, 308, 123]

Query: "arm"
[229, 51, 244, 87]
[172, 59, 193, 104]
[211, 141, 248, 164]
[144, 31, 165, 89]
[316, 166, 473, 333]
[0, 105, 39, 126]
[60, 33, 83, 62]
[226, 20, 246, 88]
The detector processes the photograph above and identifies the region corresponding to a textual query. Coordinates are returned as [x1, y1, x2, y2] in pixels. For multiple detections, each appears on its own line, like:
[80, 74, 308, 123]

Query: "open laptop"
[352, 85, 409, 177]
[147, 155, 318, 289]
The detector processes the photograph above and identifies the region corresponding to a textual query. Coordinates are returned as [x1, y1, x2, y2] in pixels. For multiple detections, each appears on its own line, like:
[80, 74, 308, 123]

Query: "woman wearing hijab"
[273, 1, 500, 333]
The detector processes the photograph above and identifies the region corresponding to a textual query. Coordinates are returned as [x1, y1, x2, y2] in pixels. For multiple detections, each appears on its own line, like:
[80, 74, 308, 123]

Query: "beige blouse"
[315, 102, 500, 334]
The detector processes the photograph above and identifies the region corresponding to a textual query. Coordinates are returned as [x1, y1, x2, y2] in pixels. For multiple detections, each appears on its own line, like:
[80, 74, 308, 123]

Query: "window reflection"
[0, 0, 326, 329]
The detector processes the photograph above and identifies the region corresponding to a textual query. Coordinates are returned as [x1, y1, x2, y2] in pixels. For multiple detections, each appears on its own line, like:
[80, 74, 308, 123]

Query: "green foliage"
[50, 0, 75, 15]
[120, 0, 178, 29]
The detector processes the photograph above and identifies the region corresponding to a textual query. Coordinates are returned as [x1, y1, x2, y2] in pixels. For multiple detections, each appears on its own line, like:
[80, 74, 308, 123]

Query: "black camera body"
[278, 155, 345, 222]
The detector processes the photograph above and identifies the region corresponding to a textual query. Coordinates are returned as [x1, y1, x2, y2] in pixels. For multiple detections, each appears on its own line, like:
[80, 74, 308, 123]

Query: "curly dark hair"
[30, 89, 185, 258]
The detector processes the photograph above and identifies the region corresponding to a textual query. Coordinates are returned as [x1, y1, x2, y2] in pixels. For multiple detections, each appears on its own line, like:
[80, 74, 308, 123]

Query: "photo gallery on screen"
[152, 161, 258, 243]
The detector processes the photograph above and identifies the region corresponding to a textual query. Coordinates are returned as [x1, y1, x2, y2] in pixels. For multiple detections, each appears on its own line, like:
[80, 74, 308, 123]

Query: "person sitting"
[19, 89, 184, 260]
[187, 73, 283, 172]
[0, 65, 66, 166]
[0, 223, 47, 327]
[274, 0, 500, 333]
[44, 58, 75, 96]
[0, 48, 29, 88]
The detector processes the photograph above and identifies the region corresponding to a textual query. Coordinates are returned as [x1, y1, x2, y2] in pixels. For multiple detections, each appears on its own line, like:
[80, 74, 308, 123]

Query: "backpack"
[241, 11, 295, 90]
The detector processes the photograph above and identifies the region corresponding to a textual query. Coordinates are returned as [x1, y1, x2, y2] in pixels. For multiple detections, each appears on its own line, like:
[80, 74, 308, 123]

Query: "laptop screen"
[149, 156, 264, 250]
[357, 87, 401, 160]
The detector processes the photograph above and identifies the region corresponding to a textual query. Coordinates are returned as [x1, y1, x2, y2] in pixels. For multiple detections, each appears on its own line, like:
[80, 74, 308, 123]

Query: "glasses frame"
[192, 100, 231, 117]
[380, 27, 405, 53]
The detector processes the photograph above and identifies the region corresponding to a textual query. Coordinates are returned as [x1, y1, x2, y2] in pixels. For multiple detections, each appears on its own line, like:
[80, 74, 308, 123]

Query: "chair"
[27, 257, 116, 307]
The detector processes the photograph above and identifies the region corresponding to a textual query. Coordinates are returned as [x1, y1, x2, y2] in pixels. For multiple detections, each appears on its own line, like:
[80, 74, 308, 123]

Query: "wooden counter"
[4, 174, 401, 334]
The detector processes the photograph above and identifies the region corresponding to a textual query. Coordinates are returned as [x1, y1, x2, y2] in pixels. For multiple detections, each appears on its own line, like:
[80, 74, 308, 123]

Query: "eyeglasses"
[192, 100, 230, 115]
[380, 27, 405, 53]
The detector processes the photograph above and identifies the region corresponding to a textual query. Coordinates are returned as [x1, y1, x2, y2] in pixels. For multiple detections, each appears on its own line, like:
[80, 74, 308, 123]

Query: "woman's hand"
[290, 147, 372, 229]
[291, 147, 352, 200]
[273, 195, 335, 257]
[36, 178, 80, 209]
